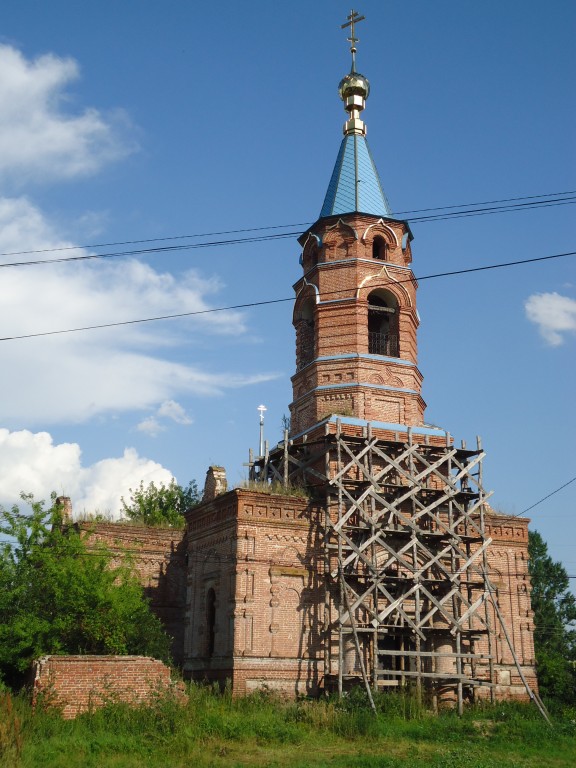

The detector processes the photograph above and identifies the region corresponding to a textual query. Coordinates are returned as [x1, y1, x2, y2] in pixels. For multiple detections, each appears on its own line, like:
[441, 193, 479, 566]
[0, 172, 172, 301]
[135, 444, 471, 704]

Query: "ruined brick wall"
[32, 656, 178, 719]
[77, 522, 187, 664]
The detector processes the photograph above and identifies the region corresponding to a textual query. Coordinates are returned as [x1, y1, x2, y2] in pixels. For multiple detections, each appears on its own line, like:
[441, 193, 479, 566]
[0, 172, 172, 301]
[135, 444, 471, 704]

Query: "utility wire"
[0, 231, 299, 270]
[0, 223, 312, 259]
[1, 249, 574, 343]
[0, 191, 574, 267]
[393, 189, 576, 215]
[405, 197, 576, 223]
[520, 476, 576, 515]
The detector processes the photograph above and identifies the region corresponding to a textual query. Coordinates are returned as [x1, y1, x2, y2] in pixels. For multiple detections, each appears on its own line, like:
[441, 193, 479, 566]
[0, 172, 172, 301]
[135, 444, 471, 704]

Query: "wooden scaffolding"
[250, 417, 543, 714]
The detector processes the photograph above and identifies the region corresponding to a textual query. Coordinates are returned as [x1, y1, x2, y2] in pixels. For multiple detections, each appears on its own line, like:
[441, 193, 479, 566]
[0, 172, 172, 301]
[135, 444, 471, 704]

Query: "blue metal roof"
[320, 134, 391, 218]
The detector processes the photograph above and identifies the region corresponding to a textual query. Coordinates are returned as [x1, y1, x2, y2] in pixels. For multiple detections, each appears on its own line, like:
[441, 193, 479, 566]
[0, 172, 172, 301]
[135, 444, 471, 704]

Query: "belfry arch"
[294, 296, 316, 371]
[367, 288, 399, 357]
[372, 234, 387, 260]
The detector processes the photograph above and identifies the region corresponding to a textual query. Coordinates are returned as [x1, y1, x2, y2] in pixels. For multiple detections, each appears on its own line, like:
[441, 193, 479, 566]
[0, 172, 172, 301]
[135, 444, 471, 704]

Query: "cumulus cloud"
[0, 44, 133, 184]
[0, 199, 277, 426]
[0, 428, 174, 518]
[525, 292, 576, 346]
[0, 46, 278, 430]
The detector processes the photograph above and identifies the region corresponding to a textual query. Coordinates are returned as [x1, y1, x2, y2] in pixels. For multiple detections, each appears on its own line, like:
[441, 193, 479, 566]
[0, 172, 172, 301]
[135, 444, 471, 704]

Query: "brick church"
[74, 14, 538, 710]
[178, 15, 538, 708]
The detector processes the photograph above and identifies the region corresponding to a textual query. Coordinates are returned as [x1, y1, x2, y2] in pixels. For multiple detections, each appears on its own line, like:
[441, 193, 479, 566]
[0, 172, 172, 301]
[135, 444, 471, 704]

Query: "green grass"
[1, 686, 575, 768]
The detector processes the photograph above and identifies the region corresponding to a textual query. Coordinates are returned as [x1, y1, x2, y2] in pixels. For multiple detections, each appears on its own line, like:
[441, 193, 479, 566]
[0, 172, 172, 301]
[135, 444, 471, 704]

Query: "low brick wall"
[32, 655, 181, 719]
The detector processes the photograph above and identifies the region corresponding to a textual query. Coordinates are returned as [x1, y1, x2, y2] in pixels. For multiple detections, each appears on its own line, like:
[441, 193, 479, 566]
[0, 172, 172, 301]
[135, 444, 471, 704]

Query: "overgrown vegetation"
[529, 530, 576, 704]
[0, 494, 171, 688]
[238, 479, 309, 499]
[1, 685, 575, 767]
[120, 479, 200, 527]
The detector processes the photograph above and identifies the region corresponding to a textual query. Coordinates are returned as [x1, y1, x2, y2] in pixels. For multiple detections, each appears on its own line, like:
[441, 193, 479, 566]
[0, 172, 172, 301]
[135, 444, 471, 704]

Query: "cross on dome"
[341, 9, 365, 73]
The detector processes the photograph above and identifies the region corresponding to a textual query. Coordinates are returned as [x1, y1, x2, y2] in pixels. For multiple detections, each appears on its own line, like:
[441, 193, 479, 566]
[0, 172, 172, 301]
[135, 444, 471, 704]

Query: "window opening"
[368, 291, 399, 357]
[296, 299, 315, 370]
[206, 588, 216, 657]
[372, 235, 387, 260]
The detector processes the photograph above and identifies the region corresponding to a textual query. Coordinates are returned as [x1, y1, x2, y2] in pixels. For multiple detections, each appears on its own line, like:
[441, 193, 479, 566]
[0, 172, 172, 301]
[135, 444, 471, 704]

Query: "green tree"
[528, 530, 576, 704]
[120, 479, 200, 528]
[0, 494, 171, 688]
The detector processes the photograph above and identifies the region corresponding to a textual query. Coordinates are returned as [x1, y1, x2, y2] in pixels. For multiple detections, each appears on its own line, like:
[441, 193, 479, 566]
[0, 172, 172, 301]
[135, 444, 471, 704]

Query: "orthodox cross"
[341, 9, 365, 72]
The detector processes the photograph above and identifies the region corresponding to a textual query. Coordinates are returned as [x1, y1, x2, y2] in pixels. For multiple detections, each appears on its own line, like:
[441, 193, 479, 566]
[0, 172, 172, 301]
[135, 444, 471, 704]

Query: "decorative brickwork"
[183, 484, 536, 702]
[32, 656, 181, 719]
[183, 489, 324, 695]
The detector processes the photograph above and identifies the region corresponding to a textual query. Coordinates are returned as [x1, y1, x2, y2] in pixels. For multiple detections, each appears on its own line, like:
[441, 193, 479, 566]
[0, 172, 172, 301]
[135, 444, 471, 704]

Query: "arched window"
[206, 588, 216, 657]
[372, 235, 387, 260]
[296, 298, 315, 371]
[368, 290, 399, 357]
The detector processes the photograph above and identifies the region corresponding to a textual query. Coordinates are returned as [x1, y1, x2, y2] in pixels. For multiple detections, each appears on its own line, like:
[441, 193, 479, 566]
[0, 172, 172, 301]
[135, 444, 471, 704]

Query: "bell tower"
[290, 32, 425, 436]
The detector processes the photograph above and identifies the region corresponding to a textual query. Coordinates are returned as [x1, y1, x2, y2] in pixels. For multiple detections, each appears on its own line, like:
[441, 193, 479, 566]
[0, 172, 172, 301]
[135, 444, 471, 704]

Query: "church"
[50, 13, 539, 715]
[179, 13, 538, 710]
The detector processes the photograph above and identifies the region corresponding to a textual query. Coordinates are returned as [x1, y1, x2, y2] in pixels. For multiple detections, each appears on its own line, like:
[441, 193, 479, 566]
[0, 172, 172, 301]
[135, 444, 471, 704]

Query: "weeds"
[0, 692, 23, 764]
[2, 685, 575, 768]
[237, 480, 309, 498]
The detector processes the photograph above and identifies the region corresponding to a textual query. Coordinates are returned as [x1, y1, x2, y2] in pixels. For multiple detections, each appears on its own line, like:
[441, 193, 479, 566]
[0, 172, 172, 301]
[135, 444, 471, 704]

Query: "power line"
[0, 231, 300, 270]
[0, 192, 575, 268]
[520, 476, 576, 515]
[1, 248, 574, 343]
[406, 197, 576, 223]
[0, 223, 312, 259]
[393, 189, 576, 216]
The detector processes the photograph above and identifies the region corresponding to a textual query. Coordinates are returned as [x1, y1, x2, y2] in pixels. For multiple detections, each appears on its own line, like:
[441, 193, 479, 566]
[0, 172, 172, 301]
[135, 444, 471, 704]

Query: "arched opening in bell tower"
[372, 235, 387, 260]
[368, 289, 399, 357]
[295, 298, 316, 370]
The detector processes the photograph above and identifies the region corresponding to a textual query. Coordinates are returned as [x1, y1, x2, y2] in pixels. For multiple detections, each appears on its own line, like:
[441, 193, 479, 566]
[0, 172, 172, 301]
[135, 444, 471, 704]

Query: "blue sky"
[0, 1, 574, 577]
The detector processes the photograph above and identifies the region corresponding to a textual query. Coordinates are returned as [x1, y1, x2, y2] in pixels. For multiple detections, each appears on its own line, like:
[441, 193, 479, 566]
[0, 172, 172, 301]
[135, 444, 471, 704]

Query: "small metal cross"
[341, 9, 365, 72]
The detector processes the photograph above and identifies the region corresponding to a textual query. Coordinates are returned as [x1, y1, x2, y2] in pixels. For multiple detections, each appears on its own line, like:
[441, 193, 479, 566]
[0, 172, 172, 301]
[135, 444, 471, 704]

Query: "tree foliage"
[0, 494, 171, 688]
[120, 479, 200, 528]
[528, 530, 576, 704]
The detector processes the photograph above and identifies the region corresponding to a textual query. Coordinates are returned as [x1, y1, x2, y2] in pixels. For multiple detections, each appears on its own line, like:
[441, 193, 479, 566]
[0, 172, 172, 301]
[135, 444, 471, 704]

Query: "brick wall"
[32, 656, 180, 719]
[184, 483, 536, 701]
[184, 488, 324, 696]
[77, 522, 187, 663]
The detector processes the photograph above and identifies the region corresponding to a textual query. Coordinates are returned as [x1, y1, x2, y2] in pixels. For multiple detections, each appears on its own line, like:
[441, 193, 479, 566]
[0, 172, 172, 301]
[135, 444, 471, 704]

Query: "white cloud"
[157, 400, 192, 425]
[0, 44, 133, 184]
[0, 198, 278, 426]
[0, 46, 278, 431]
[137, 401, 192, 438]
[525, 292, 576, 346]
[0, 428, 174, 518]
[136, 417, 165, 437]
